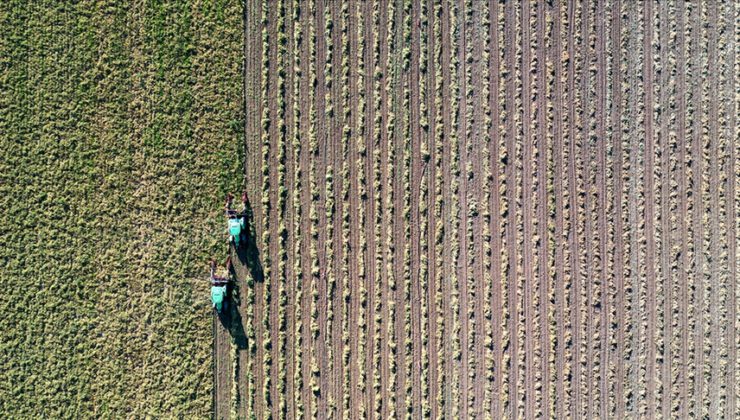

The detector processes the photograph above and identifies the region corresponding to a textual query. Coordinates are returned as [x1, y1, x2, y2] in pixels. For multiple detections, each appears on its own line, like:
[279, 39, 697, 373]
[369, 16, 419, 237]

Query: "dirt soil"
[216, 1, 737, 418]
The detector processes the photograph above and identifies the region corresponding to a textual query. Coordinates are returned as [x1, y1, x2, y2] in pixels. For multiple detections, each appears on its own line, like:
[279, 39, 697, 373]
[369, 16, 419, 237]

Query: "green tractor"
[210, 257, 232, 314]
[225, 191, 249, 248]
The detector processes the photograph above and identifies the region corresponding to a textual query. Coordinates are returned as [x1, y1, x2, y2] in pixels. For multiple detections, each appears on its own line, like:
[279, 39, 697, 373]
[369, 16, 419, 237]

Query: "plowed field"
[222, 0, 738, 418]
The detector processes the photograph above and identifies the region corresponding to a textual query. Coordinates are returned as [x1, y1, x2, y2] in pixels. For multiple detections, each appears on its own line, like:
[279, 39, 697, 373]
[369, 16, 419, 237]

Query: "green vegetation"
[0, 0, 243, 417]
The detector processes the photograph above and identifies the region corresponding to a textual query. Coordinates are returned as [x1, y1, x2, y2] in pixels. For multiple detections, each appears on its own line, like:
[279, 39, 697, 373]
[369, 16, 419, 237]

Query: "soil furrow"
[725, 1, 737, 416]
[689, 2, 705, 414]
[377, 1, 392, 417]
[284, 0, 297, 417]
[362, 1, 378, 416]
[439, 0, 454, 416]
[314, 1, 329, 417]
[425, 0, 442, 417]
[594, 1, 608, 417]
[520, 0, 536, 417]
[502, 1, 518, 417]
[656, 2, 672, 418]
[486, 1, 503, 417]
[456, 0, 470, 417]
[549, 0, 567, 417]
[643, 2, 658, 416]
[328, 1, 345, 416]
[298, 1, 315, 416]
[610, 1, 626, 418]
[676, 2, 690, 417]
[408, 0, 424, 416]
[534, 1, 550, 417]
[346, 0, 361, 416]
[564, 0, 582, 416]
[469, 0, 486, 416]
[707, 1, 722, 417]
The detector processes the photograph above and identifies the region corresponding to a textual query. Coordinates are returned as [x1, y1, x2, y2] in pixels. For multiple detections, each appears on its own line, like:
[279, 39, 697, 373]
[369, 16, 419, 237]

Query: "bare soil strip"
[595, 2, 608, 417]
[214, 317, 231, 419]
[425, 1, 441, 417]
[378, 2, 392, 416]
[409, 0, 424, 416]
[565, 0, 582, 416]
[486, 2, 503, 417]
[550, 1, 567, 418]
[502, 2, 518, 417]
[690, 2, 705, 413]
[440, 0, 454, 416]
[470, 0, 487, 417]
[520, 0, 536, 418]
[298, 0, 314, 413]
[657, 2, 672, 418]
[611, 2, 626, 417]
[346, 0, 362, 415]
[535, 2, 550, 417]
[284, 0, 297, 417]
[725, 2, 737, 417]
[676, 3, 690, 417]
[456, 0, 470, 417]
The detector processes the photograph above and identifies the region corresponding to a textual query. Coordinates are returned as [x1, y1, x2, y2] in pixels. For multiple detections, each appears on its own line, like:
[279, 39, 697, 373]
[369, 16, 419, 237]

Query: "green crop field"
[0, 0, 244, 417]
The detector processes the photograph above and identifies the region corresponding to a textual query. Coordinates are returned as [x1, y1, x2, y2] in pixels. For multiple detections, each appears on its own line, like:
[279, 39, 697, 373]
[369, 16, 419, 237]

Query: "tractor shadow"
[224, 266, 248, 350]
[233, 201, 264, 285]
[223, 201, 262, 349]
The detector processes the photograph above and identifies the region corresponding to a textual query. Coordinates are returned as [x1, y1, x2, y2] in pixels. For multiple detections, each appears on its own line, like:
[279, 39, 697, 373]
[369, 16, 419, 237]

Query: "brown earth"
[217, 1, 737, 418]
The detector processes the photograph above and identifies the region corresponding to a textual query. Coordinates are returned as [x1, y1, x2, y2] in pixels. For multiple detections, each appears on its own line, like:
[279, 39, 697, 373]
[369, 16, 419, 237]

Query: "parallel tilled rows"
[235, 0, 737, 418]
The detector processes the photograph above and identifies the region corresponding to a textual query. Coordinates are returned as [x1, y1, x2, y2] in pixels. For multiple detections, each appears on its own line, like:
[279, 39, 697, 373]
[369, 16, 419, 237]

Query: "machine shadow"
[225, 266, 248, 350]
[234, 201, 264, 285]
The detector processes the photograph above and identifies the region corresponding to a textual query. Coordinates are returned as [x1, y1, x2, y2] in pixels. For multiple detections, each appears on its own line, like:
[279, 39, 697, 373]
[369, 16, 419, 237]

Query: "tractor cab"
[225, 192, 249, 248]
[228, 215, 243, 246]
[210, 258, 232, 314]
[211, 284, 227, 312]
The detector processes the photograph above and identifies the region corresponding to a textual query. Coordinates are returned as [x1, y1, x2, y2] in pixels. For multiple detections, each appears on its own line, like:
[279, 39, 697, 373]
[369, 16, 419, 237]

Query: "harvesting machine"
[210, 257, 232, 314]
[225, 191, 249, 248]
